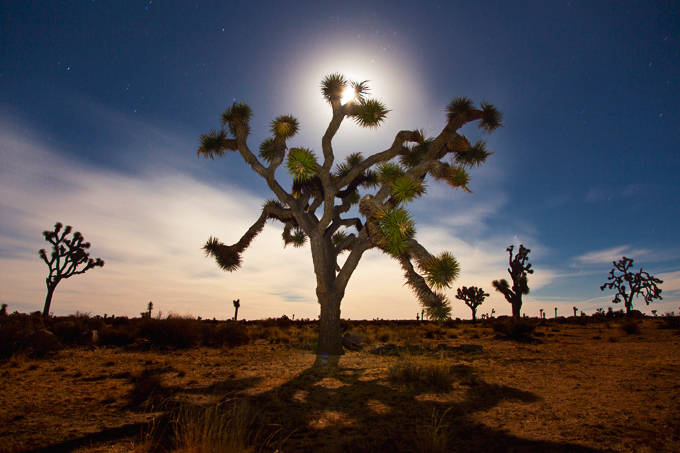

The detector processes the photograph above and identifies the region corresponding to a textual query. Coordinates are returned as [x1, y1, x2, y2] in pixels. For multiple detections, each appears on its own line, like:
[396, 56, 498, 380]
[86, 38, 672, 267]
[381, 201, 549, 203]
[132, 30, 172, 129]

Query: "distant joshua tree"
[0, 304, 7, 316]
[233, 299, 240, 321]
[39, 222, 104, 318]
[600, 257, 663, 317]
[573, 306, 578, 317]
[455, 286, 489, 323]
[141, 302, 153, 318]
[492, 245, 533, 318]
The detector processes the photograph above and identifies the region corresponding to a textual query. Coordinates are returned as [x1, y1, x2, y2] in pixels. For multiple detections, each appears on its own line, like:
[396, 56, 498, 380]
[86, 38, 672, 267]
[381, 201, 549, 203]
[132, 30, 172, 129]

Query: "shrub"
[621, 318, 641, 335]
[660, 312, 679, 330]
[205, 321, 249, 348]
[139, 317, 202, 349]
[492, 317, 536, 341]
[388, 358, 459, 392]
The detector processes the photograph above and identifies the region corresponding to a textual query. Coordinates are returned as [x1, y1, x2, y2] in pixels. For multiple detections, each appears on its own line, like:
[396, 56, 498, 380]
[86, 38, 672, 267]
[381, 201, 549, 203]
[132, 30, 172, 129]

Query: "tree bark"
[317, 290, 344, 357]
[43, 282, 56, 318]
[511, 297, 521, 318]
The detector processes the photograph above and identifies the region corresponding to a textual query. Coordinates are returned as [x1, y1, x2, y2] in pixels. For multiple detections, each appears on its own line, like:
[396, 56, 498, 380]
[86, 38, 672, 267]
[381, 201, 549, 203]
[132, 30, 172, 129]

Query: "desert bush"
[388, 357, 457, 393]
[172, 398, 254, 453]
[0, 313, 48, 359]
[620, 318, 641, 335]
[129, 367, 165, 405]
[98, 323, 138, 346]
[411, 408, 451, 453]
[205, 321, 249, 348]
[492, 317, 537, 341]
[139, 316, 202, 349]
[422, 324, 445, 340]
[660, 312, 679, 330]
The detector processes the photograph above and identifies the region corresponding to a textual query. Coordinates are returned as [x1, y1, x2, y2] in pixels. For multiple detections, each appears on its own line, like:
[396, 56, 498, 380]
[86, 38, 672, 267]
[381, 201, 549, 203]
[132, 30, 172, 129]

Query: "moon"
[341, 85, 356, 104]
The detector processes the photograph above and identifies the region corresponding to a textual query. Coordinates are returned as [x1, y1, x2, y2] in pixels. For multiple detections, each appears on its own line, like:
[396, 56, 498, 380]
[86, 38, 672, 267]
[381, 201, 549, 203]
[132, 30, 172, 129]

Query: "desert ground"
[1, 316, 679, 452]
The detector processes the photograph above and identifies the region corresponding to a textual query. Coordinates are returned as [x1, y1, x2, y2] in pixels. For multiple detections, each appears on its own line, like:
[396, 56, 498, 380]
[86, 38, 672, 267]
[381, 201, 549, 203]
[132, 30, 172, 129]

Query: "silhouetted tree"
[455, 286, 489, 323]
[600, 257, 663, 316]
[0, 304, 7, 316]
[492, 245, 533, 318]
[39, 222, 104, 318]
[197, 74, 502, 356]
[233, 299, 240, 321]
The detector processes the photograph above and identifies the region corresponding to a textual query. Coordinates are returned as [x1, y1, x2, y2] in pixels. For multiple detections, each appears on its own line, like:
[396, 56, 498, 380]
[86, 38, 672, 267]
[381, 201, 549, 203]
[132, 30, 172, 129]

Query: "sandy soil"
[1, 319, 679, 452]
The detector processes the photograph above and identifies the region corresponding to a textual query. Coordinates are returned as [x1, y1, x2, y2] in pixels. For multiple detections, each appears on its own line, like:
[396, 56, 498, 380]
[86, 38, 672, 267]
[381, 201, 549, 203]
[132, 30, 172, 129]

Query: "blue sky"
[1, 0, 678, 320]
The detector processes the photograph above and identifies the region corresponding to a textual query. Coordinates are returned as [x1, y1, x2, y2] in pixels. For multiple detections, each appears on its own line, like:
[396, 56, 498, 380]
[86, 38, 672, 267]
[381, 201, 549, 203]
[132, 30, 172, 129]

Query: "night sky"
[1, 0, 678, 320]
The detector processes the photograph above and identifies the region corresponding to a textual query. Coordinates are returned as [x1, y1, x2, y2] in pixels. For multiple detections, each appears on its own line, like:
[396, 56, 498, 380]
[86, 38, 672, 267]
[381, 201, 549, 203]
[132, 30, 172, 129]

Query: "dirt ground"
[1, 319, 679, 452]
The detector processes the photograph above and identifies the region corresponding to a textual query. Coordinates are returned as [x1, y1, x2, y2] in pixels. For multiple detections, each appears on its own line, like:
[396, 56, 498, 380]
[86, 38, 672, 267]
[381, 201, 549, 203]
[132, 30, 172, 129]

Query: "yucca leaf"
[258, 137, 276, 163]
[454, 139, 492, 168]
[391, 176, 426, 204]
[286, 148, 318, 181]
[446, 97, 474, 121]
[422, 252, 460, 289]
[425, 294, 453, 322]
[399, 137, 433, 168]
[479, 101, 503, 133]
[320, 73, 347, 103]
[349, 98, 390, 128]
[197, 129, 237, 159]
[270, 115, 300, 139]
[203, 237, 242, 272]
[377, 162, 405, 184]
[349, 80, 370, 103]
[332, 230, 348, 246]
[378, 207, 415, 256]
[446, 166, 470, 191]
[220, 103, 253, 136]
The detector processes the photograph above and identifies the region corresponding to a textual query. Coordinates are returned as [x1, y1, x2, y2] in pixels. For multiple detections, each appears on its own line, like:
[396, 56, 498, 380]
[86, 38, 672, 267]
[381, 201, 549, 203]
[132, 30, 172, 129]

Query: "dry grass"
[1, 318, 679, 452]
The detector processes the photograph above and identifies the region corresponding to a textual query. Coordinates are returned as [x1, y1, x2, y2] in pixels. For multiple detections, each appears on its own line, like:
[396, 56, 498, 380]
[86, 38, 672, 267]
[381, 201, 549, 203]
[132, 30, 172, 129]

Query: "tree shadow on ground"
[244, 358, 609, 453]
[17, 356, 609, 453]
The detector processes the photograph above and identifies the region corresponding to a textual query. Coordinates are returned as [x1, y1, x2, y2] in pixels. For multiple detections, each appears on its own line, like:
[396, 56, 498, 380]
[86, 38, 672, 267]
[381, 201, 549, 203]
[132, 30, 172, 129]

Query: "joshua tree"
[573, 306, 578, 317]
[539, 308, 544, 319]
[197, 74, 502, 356]
[39, 222, 104, 318]
[492, 244, 533, 318]
[600, 257, 663, 316]
[554, 307, 557, 318]
[233, 299, 240, 321]
[0, 304, 7, 316]
[455, 286, 489, 323]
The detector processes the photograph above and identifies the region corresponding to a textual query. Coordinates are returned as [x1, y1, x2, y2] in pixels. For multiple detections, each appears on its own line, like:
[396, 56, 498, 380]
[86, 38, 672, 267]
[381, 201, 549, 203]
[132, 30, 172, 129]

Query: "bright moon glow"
[341, 86, 356, 104]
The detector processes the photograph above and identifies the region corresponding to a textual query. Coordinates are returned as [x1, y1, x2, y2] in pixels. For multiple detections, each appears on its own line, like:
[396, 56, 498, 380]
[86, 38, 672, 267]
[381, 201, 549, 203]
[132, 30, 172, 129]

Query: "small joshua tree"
[455, 286, 489, 323]
[39, 222, 104, 318]
[233, 299, 240, 321]
[492, 244, 533, 318]
[600, 257, 663, 316]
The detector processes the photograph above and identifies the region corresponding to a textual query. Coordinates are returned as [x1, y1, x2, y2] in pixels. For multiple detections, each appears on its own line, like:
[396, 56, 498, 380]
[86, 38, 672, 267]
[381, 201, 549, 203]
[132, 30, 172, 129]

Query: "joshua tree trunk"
[317, 291, 343, 356]
[43, 281, 58, 318]
[511, 299, 521, 318]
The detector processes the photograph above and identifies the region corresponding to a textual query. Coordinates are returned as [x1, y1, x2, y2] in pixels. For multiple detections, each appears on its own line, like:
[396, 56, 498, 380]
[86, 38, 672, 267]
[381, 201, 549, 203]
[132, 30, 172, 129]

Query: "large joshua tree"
[197, 73, 502, 356]
[492, 244, 533, 318]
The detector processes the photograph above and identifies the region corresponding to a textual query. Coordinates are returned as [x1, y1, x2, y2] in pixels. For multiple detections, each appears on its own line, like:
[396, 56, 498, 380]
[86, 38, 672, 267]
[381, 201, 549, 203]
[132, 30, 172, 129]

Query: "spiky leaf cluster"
[220, 103, 253, 136]
[426, 294, 453, 322]
[320, 73, 347, 103]
[270, 115, 300, 139]
[349, 99, 390, 128]
[390, 176, 426, 204]
[446, 97, 475, 120]
[333, 152, 364, 179]
[399, 137, 433, 169]
[258, 137, 276, 163]
[286, 148, 318, 182]
[454, 140, 492, 168]
[377, 207, 415, 256]
[421, 252, 460, 290]
[376, 162, 405, 184]
[198, 129, 237, 159]
[480, 101, 504, 133]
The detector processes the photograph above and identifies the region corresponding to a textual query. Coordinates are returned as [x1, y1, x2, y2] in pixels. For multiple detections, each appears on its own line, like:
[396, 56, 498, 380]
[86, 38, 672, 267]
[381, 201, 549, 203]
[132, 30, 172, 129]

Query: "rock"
[27, 329, 63, 356]
[369, 344, 400, 356]
[342, 333, 364, 351]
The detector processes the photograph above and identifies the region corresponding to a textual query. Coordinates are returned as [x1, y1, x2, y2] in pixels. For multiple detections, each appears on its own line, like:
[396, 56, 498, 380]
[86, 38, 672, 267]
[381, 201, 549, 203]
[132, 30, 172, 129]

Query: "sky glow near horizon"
[1, 1, 679, 320]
